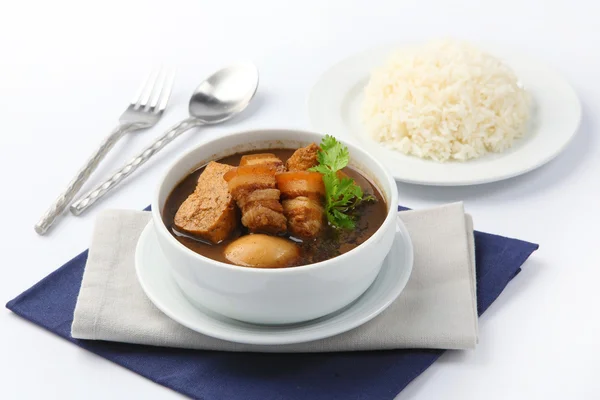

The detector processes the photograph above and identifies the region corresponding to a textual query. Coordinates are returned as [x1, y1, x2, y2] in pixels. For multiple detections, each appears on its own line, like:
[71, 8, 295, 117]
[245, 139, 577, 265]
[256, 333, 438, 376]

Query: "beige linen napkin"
[71, 202, 477, 351]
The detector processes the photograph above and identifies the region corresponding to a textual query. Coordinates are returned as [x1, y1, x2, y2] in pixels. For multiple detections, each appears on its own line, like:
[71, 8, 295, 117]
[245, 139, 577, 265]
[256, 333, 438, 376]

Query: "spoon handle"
[70, 117, 200, 215]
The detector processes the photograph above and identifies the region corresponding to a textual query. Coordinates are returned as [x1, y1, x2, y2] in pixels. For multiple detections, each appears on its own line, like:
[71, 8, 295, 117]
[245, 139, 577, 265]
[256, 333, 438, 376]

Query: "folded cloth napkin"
[71, 202, 478, 351]
[6, 205, 538, 400]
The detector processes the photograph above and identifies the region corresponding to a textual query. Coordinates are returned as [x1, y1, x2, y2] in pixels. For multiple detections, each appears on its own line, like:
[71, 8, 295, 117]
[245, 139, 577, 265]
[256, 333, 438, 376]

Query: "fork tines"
[131, 68, 176, 114]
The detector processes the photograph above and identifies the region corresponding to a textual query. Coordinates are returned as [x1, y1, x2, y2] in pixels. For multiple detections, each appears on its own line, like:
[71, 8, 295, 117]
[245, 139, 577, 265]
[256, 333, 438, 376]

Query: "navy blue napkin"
[7, 206, 538, 400]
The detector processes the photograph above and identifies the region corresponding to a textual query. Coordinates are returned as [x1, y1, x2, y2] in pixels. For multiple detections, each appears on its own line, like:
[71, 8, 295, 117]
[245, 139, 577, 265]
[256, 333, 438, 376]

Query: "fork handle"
[70, 117, 200, 215]
[34, 123, 138, 235]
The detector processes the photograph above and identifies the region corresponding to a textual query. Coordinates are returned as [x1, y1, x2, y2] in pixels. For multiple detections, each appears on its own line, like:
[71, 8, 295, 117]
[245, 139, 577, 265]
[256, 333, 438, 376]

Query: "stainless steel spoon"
[70, 62, 259, 215]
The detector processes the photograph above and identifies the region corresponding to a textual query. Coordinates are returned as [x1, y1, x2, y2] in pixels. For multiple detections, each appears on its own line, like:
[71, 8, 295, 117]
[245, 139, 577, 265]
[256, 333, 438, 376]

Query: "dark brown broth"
[162, 149, 387, 267]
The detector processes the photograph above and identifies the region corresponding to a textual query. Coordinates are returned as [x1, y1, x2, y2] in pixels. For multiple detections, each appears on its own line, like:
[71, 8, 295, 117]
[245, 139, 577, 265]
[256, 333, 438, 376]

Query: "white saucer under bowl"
[135, 220, 413, 345]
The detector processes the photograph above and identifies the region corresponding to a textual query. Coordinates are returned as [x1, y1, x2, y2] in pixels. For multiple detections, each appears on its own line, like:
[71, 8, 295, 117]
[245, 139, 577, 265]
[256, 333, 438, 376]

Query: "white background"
[1, 0, 599, 398]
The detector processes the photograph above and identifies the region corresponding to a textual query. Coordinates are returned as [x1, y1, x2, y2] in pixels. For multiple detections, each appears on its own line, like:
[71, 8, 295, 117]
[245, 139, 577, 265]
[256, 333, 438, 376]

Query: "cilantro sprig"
[309, 135, 375, 229]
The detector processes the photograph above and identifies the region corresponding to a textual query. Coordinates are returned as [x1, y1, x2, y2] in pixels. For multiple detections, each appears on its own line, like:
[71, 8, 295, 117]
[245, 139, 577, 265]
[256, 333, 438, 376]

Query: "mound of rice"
[361, 40, 531, 162]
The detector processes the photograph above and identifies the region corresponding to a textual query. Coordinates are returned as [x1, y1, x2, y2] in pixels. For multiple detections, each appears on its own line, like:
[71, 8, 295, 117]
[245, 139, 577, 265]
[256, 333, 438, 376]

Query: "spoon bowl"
[189, 62, 259, 124]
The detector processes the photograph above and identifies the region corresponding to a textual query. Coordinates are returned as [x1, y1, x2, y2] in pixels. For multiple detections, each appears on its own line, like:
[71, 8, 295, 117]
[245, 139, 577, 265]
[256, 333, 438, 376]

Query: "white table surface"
[1, 0, 599, 398]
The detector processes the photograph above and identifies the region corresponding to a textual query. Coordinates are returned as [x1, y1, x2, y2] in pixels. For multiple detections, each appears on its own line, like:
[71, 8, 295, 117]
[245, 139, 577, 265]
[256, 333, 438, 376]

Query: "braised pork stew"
[162, 148, 387, 268]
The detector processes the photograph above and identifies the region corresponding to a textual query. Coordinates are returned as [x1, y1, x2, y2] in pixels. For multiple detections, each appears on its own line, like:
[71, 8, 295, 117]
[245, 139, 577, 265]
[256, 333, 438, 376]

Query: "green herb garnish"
[309, 135, 375, 229]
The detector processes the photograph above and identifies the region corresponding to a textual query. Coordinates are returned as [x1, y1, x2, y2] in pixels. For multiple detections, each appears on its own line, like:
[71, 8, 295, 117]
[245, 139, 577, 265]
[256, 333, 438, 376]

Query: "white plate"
[135, 220, 413, 345]
[308, 43, 582, 186]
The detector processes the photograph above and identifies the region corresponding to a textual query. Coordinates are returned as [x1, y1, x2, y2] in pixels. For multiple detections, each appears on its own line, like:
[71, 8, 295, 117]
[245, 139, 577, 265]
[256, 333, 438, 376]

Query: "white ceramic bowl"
[151, 129, 399, 324]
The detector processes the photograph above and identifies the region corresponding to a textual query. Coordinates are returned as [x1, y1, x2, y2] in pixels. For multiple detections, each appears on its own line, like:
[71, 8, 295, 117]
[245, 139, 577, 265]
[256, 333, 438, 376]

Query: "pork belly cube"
[286, 143, 320, 171]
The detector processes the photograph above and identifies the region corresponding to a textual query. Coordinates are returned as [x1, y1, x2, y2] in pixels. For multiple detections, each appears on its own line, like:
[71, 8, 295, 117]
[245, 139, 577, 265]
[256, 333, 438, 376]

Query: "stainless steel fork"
[34, 68, 175, 235]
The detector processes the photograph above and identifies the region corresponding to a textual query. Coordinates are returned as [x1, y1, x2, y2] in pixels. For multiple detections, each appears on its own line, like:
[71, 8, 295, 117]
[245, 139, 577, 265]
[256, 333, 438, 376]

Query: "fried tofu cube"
[174, 161, 236, 244]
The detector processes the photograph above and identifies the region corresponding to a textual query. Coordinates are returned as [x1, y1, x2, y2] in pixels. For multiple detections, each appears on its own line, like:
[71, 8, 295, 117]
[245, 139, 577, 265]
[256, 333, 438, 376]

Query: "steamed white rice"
[361, 40, 531, 162]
